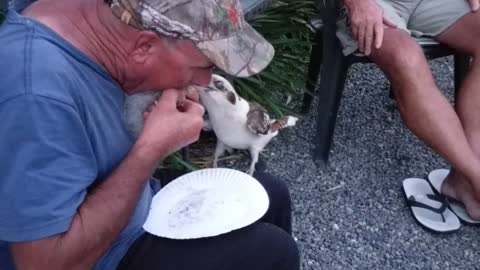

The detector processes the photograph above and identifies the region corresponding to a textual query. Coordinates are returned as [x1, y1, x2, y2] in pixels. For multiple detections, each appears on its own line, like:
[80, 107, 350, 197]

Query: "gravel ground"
[224, 57, 479, 270]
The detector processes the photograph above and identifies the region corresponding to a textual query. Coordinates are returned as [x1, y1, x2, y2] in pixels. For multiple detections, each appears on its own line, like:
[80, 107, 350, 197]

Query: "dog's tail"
[270, 116, 298, 132]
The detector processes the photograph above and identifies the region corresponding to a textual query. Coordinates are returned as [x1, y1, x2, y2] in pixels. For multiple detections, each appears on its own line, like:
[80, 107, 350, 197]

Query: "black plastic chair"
[302, 0, 472, 168]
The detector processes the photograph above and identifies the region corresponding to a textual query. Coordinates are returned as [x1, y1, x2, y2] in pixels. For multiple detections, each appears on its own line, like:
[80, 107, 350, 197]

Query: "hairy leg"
[432, 11, 480, 218]
[368, 28, 480, 217]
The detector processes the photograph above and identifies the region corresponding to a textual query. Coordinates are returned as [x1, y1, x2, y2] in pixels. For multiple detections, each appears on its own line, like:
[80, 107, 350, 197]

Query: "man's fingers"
[186, 86, 200, 103]
[176, 87, 199, 109]
[382, 15, 397, 28]
[352, 25, 359, 41]
[159, 89, 181, 107]
[177, 90, 187, 103]
[364, 23, 374, 55]
[374, 22, 384, 49]
[179, 100, 205, 116]
[358, 25, 366, 53]
[470, 0, 480, 11]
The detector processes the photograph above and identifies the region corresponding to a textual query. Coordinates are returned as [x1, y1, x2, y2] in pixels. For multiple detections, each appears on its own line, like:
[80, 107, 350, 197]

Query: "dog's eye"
[214, 80, 224, 90]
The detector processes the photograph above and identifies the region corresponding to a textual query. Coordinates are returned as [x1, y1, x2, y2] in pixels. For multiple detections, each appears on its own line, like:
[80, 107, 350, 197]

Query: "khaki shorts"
[337, 0, 472, 55]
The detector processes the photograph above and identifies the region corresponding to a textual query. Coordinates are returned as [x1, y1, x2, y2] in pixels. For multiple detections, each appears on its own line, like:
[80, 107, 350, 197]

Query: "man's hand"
[10, 90, 205, 270]
[136, 88, 204, 160]
[180, 86, 201, 103]
[470, 0, 480, 12]
[344, 0, 397, 55]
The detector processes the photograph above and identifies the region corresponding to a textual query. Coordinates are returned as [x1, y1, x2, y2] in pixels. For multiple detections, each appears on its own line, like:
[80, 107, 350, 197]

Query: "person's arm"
[9, 89, 204, 270]
[342, 0, 396, 56]
[469, 0, 480, 12]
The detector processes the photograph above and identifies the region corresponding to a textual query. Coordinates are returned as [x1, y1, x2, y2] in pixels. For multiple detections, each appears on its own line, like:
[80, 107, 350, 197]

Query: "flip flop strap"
[407, 194, 448, 222]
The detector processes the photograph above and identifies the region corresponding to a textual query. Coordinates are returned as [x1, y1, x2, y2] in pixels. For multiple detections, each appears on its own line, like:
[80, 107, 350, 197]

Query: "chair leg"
[453, 53, 471, 102]
[313, 41, 349, 168]
[302, 30, 323, 113]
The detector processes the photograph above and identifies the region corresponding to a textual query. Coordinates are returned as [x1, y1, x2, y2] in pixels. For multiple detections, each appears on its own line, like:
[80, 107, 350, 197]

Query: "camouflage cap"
[108, 0, 274, 77]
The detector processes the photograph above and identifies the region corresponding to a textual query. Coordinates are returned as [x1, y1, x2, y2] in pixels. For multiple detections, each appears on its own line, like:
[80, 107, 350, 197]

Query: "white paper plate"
[143, 168, 269, 239]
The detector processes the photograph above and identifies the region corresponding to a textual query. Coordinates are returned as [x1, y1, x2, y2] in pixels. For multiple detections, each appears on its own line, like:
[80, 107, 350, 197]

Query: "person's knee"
[252, 172, 293, 233]
[372, 32, 427, 77]
[393, 48, 424, 71]
[253, 172, 292, 212]
[254, 172, 291, 199]
[386, 46, 425, 75]
[252, 223, 300, 270]
[277, 233, 300, 270]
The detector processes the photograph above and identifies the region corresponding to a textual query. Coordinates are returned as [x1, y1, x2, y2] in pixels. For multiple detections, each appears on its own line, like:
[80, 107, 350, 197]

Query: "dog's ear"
[226, 92, 236, 105]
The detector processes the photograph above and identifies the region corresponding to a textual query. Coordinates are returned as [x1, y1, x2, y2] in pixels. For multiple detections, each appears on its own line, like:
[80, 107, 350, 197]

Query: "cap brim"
[196, 24, 274, 78]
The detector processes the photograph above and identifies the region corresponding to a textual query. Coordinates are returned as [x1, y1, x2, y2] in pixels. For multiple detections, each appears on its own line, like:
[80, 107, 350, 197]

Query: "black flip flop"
[428, 169, 480, 225]
[403, 178, 461, 232]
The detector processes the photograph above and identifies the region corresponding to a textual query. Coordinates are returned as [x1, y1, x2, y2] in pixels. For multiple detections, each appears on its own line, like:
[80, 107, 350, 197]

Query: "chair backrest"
[316, 0, 339, 47]
[319, 0, 337, 23]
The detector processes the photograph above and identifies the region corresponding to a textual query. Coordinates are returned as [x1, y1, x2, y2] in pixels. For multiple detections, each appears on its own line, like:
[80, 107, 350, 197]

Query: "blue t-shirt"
[0, 10, 153, 270]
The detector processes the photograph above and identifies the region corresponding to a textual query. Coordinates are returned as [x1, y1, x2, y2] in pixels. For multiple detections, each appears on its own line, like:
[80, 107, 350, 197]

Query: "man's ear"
[131, 31, 159, 64]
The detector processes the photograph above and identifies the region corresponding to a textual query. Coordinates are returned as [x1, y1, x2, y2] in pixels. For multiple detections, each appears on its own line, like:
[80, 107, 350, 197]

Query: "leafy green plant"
[223, 0, 317, 118]
[166, 0, 318, 170]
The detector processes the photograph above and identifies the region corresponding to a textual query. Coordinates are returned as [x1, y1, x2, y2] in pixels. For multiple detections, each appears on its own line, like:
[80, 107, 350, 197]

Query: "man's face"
[127, 32, 215, 93]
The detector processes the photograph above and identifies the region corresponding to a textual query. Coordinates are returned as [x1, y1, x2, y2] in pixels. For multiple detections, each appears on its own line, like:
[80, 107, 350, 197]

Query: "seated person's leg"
[117, 221, 299, 270]
[339, 0, 480, 218]
[410, 0, 480, 218]
[253, 171, 293, 234]
[154, 168, 293, 234]
[127, 168, 298, 270]
[369, 28, 480, 218]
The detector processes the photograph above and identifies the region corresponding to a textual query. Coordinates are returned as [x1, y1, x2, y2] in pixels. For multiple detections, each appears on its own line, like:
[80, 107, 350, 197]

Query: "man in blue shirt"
[0, 0, 299, 269]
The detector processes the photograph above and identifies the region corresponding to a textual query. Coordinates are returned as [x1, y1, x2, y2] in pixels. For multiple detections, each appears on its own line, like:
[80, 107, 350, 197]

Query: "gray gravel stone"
[240, 57, 478, 270]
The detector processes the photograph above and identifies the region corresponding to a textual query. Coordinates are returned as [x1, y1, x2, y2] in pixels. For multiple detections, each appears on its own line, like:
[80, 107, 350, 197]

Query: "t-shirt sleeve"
[0, 94, 98, 242]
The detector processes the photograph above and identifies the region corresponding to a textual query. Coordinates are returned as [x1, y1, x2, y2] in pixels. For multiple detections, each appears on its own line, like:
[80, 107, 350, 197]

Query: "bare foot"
[441, 170, 459, 200]
[442, 169, 480, 220]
